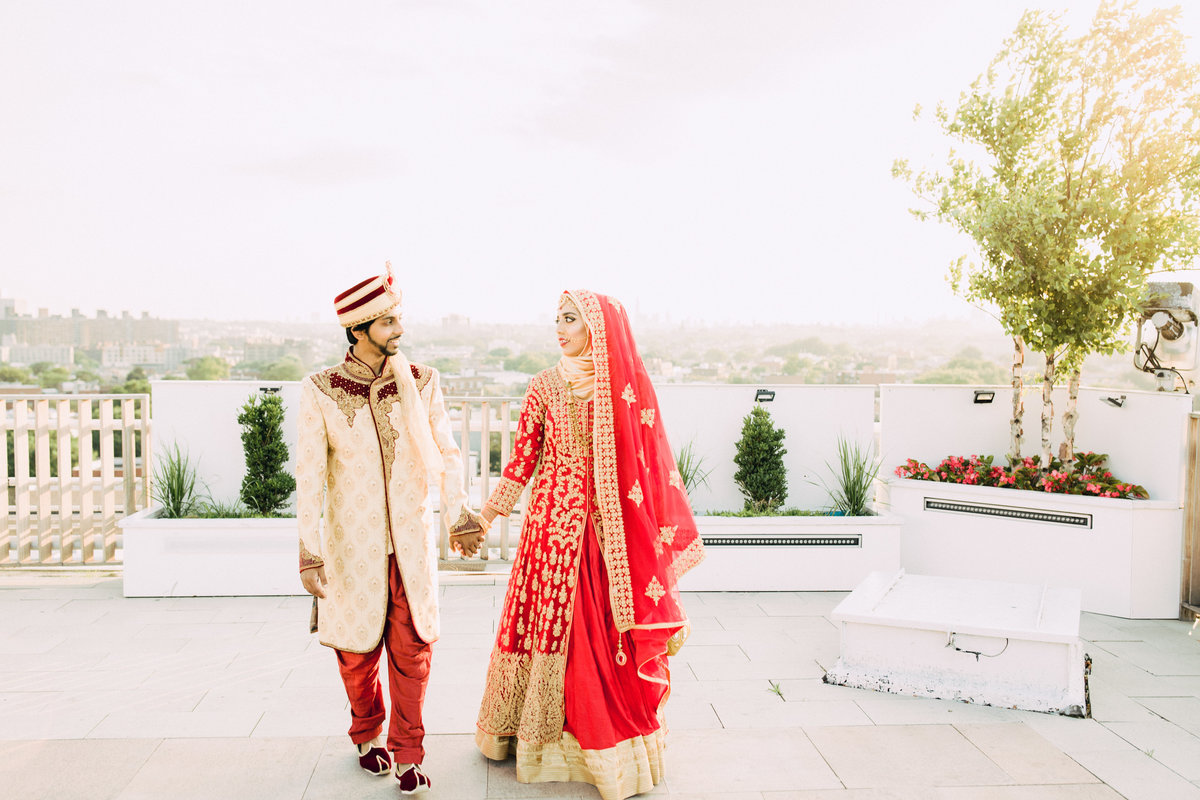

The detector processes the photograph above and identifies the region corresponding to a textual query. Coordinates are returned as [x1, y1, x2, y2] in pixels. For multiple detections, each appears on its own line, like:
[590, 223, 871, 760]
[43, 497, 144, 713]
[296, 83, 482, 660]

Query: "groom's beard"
[366, 332, 401, 357]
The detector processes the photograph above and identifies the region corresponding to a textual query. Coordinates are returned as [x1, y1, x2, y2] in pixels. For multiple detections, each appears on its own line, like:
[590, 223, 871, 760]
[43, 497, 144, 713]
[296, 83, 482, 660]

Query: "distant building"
[101, 344, 167, 369]
[0, 301, 179, 349]
[443, 374, 493, 395]
[2, 344, 75, 366]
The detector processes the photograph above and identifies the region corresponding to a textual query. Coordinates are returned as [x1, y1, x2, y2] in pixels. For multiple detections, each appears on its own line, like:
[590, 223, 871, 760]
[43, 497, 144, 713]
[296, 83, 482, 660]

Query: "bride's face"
[556, 298, 589, 357]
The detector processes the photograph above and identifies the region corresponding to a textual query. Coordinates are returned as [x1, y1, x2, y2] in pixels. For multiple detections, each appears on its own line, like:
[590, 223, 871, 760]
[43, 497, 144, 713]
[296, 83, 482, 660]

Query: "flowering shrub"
[894, 452, 1148, 499]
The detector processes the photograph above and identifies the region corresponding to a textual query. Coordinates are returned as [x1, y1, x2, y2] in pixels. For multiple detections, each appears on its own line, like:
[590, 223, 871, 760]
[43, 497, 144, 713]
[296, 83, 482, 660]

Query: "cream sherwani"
[296, 350, 467, 651]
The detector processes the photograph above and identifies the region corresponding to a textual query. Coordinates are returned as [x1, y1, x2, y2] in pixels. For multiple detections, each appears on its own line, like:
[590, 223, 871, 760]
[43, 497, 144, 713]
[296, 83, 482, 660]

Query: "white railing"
[442, 396, 526, 562]
[1, 395, 151, 565]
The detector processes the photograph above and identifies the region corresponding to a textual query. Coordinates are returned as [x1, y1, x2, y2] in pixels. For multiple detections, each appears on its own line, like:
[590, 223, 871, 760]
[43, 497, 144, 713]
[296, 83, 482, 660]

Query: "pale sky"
[2, 0, 1197, 326]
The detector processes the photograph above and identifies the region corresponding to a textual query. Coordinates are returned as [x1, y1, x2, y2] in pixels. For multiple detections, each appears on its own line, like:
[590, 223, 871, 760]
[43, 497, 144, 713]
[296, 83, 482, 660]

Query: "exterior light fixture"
[755, 389, 776, 402]
[1101, 395, 1126, 408]
[973, 390, 995, 404]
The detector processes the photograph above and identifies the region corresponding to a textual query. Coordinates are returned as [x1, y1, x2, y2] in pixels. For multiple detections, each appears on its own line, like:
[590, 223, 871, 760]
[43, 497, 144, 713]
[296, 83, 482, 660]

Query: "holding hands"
[449, 508, 490, 558]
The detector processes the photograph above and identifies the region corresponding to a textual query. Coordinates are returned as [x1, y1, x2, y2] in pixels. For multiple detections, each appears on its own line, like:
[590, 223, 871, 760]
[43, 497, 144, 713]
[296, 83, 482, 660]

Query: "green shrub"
[732, 405, 788, 513]
[237, 393, 296, 516]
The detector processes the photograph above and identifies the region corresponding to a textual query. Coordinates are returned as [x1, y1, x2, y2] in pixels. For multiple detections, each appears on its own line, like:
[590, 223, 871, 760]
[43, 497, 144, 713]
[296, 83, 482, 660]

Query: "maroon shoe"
[395, 763, 431, 795]
[356, 739, 392, 776]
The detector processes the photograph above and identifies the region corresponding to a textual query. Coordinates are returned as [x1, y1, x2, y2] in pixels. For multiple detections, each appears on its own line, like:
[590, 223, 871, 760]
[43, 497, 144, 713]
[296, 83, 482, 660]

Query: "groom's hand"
[301, 565, 327, 598]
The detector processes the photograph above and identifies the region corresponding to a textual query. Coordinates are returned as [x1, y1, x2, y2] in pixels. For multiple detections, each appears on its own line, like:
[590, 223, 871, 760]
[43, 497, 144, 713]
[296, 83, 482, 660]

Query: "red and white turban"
[334, 262, 401, 327]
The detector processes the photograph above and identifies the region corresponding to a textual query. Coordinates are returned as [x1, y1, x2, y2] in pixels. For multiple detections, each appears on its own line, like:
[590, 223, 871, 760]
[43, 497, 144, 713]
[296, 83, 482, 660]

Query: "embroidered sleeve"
[424, 368, 468, 523]
[485, 379, 548, 517]
[295, 379, 327, 573]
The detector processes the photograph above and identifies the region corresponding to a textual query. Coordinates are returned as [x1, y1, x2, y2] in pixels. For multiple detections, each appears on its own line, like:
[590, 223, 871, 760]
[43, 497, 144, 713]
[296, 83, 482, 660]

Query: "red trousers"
[335, 555, 432, 764]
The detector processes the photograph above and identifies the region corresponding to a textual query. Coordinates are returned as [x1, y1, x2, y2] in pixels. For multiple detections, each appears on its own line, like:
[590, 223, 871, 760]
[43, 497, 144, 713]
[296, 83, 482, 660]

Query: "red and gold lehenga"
[475, 290, 705, 800]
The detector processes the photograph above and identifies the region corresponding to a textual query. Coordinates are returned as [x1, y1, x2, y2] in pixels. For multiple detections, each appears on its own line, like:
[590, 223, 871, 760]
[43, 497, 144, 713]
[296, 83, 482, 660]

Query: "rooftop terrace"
[2, 569, 1199, 800]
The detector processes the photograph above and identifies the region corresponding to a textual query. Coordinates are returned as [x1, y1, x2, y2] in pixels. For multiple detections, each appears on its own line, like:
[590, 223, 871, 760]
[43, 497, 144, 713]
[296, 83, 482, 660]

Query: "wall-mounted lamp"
[258, 386, 282, 394]
[1101, 395, 1126, 408]
[755, 389, 776, 403]
[973, 390, 995, 404]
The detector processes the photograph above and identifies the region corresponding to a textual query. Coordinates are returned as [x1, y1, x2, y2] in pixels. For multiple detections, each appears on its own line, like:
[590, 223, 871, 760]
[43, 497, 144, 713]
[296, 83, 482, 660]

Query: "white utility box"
[824, 570, 1088, 716]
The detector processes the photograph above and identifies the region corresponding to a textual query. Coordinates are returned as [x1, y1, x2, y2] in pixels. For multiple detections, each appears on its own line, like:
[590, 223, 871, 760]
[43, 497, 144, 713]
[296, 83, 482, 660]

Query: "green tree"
[429, 357, 461, 374]
[503, 351, 558, 374]
[29, 361, 55, 376]
[732, 405, 788, 513]
[0, 365, 34, 383]
[916, 348, 1008, 385]
[259, 357, 305, 381]
[38, 366, 71, 390]
[896, 2, 1200, 467]
[110, 366, 151, 394]
[186, 356, 231, 381]
[237, 393, 296, 516]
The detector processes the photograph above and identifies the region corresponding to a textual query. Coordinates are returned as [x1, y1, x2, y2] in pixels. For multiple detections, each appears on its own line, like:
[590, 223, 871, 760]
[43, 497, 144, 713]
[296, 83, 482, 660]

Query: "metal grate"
[701, 534, 861, 547]
[924, 497, 1092, 528]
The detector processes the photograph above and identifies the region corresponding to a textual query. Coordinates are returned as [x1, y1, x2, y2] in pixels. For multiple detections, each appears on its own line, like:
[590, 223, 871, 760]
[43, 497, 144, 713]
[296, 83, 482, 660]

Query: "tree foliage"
[503, 351, 558, 375]
[237, 393, 296, 516]
[896, 1, 1200, 464]
[732, 405, 788, 513]
[186, 356, 231, 381]
[0, 364, 34, 384]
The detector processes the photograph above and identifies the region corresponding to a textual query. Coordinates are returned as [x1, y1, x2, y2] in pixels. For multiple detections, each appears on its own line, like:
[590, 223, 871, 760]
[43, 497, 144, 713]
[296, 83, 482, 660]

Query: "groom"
[295, 263, 487, 795]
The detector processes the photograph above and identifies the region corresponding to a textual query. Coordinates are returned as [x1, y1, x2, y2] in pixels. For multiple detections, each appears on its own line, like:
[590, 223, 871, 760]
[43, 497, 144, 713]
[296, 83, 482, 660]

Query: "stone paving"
[2, 569, 1199, 800]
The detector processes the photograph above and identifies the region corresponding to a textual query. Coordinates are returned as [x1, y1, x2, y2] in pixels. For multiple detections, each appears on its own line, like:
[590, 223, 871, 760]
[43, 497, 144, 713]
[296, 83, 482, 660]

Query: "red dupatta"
[565, 290, 705, 691]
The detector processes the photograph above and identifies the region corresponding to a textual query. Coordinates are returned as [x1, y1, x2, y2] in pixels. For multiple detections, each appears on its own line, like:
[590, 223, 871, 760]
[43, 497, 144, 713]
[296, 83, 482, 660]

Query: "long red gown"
[475, 290, 704, 800]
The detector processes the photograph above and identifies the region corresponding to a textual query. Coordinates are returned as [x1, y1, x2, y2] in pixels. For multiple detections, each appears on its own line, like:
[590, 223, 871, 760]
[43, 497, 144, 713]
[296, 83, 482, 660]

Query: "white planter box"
[679, 512, 903, 591]
[825, 570, 1087, 716]
[120, 506, 304, 597]
[887, 479, 1184, 619]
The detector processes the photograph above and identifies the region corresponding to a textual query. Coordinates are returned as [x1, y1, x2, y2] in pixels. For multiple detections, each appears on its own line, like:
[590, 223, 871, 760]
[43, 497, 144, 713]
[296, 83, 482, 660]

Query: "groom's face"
[361, 312, 405, 357]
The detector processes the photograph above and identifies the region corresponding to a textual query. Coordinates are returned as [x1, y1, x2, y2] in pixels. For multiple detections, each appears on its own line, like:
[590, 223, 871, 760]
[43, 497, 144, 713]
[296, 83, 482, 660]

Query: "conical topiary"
[732, 404, 788, 513]
[238, 392, 296, 516]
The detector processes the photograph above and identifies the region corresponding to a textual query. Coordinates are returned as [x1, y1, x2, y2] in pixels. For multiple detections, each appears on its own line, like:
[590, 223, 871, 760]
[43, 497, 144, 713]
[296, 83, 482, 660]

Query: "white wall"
[879, 385, 1193, 506]
[151, 380, 301, 508]
[653, 383, 877, 513]
[153, 379, 877, 516]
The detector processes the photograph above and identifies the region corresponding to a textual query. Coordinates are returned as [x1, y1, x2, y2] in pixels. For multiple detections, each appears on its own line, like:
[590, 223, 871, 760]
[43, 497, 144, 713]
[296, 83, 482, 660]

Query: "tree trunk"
[1009, 336, 1025, 463]
[1059, 365, 1081, 468]
[1041, 351, 1056, 468]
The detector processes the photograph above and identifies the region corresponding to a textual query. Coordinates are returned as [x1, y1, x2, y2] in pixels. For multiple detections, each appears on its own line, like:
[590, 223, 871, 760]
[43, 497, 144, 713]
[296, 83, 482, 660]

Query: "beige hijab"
[557, 290, 595, 401]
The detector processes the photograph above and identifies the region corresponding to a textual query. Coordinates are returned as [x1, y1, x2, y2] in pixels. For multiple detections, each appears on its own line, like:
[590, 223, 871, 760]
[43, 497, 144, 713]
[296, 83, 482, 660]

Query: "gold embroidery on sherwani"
[371, 377, 402, 485]
[297, 354, 463, 653]
[299, 540, 324, 571]
[310, 369, 370, 427]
